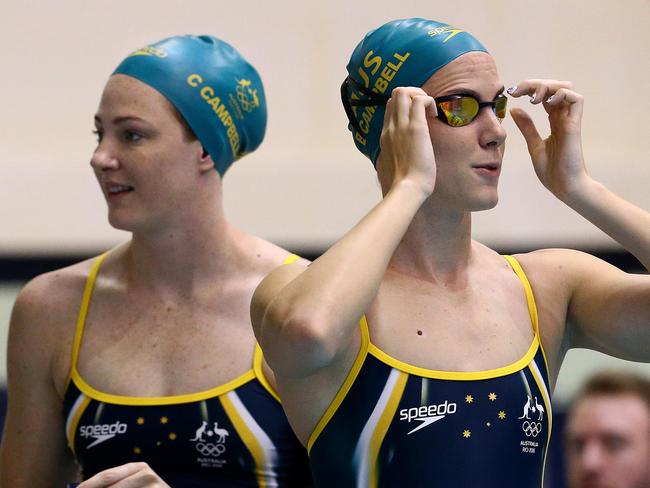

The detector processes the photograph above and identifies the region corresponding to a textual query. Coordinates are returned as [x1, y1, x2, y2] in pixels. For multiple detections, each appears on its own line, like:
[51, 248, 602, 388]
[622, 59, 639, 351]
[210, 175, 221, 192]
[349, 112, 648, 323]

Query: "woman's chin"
[469, 193, 499, 212]
[107, 212, 140, 233]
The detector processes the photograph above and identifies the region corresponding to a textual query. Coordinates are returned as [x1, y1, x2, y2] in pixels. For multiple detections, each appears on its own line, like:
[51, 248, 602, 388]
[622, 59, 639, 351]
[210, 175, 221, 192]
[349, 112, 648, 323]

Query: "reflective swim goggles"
[435, 93, 507, 127]
[341, 76, 507, 131]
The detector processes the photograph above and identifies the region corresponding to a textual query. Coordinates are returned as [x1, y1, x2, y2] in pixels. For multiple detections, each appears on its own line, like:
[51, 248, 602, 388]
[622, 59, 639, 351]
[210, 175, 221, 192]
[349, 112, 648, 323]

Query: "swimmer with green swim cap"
[251, 17, 650, 488]
[0, 35, 312, 487]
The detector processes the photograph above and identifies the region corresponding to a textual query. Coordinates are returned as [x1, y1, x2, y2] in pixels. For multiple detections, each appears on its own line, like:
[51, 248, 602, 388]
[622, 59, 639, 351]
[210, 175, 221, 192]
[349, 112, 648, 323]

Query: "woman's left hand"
[508, 79, 590, 202]
[77, 462, 170, 488]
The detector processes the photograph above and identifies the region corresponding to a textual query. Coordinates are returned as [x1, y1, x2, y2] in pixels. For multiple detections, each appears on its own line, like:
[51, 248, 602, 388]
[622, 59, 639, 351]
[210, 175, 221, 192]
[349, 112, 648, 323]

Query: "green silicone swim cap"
[114, 35, 267, 175]
[342, 18, 487, 164]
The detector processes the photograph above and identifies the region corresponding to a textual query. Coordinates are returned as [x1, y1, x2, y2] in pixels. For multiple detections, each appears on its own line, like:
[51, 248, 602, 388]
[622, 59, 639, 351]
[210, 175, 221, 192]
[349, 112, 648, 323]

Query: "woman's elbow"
[259, 302, 339, 373]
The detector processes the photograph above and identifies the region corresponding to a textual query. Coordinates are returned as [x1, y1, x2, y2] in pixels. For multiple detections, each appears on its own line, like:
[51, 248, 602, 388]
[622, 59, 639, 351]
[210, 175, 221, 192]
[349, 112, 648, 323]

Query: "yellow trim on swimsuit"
[253, 343, 281, 403]
[307, 315, 370, 453]
[65, 252, 108, 391]
[503, 255, 552, 380]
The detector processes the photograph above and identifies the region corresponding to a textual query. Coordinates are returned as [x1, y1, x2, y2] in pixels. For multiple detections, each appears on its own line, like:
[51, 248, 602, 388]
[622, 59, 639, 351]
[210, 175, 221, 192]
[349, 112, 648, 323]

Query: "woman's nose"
[90, 143, 119, 171]
[478, 108, 507, 149]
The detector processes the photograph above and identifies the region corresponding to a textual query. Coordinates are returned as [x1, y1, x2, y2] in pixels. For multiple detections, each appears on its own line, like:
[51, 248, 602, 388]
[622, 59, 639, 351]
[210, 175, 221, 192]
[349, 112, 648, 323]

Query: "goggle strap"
[341, 77, 391, 134]
[340, 79, 364, 134]
[345, 77, 390, 106]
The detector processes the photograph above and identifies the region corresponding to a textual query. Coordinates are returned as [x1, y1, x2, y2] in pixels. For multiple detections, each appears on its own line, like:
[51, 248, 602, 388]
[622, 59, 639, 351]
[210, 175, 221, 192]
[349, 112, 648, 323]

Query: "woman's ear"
[197, 146, 216, 173]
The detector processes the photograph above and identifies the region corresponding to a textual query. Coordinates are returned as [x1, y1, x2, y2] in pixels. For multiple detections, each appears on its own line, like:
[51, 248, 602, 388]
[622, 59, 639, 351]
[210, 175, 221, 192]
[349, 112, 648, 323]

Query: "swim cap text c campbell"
[114, 35, 267, 175]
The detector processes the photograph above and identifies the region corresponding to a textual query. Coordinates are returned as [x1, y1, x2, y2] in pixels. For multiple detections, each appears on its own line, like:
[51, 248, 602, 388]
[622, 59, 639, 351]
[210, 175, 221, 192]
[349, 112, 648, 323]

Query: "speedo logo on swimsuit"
[399, 400, 458, 435]
[79, 421, 128, 449]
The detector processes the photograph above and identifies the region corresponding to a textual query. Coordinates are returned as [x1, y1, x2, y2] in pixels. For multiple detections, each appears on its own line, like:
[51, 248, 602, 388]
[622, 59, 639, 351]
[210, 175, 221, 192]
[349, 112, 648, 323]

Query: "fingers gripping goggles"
[341, 77, 508, 132]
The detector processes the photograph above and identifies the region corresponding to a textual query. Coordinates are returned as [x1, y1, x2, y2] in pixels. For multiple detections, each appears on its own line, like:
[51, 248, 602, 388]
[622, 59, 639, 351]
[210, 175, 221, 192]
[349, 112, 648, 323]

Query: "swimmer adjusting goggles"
[342, 76, 507, 131]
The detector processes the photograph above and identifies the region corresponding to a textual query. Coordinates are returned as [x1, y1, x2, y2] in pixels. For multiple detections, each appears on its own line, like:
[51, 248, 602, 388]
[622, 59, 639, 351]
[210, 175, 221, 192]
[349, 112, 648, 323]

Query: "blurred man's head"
[566, 371, 650, 488]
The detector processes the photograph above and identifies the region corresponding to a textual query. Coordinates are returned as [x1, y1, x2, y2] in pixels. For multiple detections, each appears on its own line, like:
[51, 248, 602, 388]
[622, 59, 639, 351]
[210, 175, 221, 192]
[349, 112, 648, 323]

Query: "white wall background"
[1, 0, 649, 254]
[1, 0, 649, 401]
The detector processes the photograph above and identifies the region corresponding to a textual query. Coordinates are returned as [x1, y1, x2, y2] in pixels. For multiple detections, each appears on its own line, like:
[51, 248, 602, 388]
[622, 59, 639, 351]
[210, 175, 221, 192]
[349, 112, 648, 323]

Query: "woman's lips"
[472, 163, 500, 177]
[105, 182, 134, 200]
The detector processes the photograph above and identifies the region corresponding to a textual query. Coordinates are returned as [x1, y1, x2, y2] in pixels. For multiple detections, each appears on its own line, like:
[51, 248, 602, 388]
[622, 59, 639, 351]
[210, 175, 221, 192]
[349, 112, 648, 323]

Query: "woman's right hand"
[379, 87, 438, 197]
[77, 463, 170, 488]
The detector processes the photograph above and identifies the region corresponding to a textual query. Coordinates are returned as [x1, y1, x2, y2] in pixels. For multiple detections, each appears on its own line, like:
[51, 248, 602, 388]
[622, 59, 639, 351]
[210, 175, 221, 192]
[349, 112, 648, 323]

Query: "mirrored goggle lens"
[438, 97, 479, 127]
[494, 95, 508, 120]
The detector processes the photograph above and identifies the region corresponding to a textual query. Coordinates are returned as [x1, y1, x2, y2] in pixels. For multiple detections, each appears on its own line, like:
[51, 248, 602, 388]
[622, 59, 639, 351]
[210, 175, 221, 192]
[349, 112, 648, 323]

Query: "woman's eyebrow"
[113, 115, 148, 125]
[438, 86, 505, 100]
[93, 114, 149, 125]
[437, 88, 481, 98]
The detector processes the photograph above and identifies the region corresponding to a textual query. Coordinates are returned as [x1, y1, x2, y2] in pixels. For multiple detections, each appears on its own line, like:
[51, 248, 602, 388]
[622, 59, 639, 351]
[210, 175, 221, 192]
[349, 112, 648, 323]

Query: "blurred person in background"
[566, 371, 650, 488]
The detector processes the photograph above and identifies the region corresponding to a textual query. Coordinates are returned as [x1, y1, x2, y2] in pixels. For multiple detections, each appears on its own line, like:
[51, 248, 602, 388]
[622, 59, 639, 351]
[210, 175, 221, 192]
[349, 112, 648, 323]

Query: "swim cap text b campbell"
[342, 18, 487, 164]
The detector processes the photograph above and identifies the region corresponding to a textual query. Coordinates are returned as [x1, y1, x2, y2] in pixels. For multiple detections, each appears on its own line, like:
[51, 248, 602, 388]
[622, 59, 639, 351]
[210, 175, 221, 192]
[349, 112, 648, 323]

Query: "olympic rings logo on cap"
[235, 79, 261, 113]
[195, 442, 227, 457]
[522, 421, 543, 438]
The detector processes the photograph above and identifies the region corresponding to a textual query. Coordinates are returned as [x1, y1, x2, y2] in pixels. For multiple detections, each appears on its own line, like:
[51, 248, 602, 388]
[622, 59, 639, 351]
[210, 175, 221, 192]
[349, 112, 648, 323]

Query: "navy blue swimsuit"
[63, 254, 311, 487]
[308, 256, 553, 487]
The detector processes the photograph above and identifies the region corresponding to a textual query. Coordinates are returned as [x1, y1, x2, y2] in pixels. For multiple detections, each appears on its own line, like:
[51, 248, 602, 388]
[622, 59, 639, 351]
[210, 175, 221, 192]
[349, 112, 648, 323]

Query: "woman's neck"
[390, 200, 474, 284]
[124, 203, 251, 294]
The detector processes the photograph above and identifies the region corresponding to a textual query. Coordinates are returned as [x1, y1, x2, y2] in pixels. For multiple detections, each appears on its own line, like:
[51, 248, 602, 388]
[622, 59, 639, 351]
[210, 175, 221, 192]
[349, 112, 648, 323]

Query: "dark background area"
[0, 247, 644, 282]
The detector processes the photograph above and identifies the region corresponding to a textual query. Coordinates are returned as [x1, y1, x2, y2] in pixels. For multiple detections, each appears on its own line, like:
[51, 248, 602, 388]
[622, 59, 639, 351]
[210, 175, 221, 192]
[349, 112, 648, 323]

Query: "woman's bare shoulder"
[246, 234, 311, 271]
[9, 255, 108, 362]
[7, 256, 108, 394]
[14, 257, 99, 316]
[511, 248, 597, 280]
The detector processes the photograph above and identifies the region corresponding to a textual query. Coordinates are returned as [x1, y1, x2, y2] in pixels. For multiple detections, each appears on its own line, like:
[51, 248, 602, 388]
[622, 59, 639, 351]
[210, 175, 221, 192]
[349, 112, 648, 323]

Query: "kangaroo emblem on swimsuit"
[190, 421, 208, 441]
[533, 397, 545, 421]
[212, 422, 230, 443]
[518, 395, 536, 420]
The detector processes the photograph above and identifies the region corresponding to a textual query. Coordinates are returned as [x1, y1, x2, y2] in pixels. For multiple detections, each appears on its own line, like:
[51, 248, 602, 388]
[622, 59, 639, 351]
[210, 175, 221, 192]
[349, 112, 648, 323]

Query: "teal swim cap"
[113, 35, 267, 175]
[342, 18, 487, 164]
